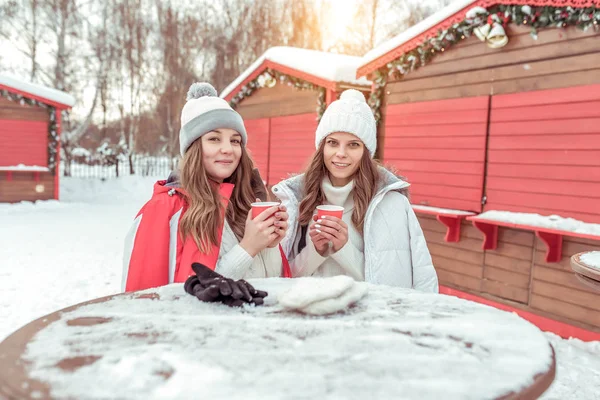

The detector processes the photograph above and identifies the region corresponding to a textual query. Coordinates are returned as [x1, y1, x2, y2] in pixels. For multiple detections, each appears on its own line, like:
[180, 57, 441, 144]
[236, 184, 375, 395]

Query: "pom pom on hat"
[179, 82, 247, 156]
[339, 89, 365, 102]
[186, 82, 218, 100]
[315, 89, 377, 157]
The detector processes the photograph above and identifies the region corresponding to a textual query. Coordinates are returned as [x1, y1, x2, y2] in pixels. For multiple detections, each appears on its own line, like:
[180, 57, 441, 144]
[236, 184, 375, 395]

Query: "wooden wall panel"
[0, 172, 55, 202]
[418, 215, 484, 293]
[244, 118, 270, 183]
[384, 26, 600, 103]
[384, 97, 488, 212]
[0, 120, 48, 167]
[0, 97, 48, 121]
[236, 84, 319, 120]
[530, 236, 600, 329]
[485, 84, 600, 223]
[480, 227, 534, 304]
[419, 212, 600, 330]
[267, 113, 318, 186]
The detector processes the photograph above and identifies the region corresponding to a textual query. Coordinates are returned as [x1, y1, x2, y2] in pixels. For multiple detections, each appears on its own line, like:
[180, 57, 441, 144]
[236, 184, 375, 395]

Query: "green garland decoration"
[228, 68, 328, 121]
[0, 88, 58, 173]
[368, 4, 600, 124]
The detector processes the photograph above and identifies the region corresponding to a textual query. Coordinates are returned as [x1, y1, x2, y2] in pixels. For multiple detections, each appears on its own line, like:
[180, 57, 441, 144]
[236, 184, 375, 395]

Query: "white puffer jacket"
[272, 168, 439, 292]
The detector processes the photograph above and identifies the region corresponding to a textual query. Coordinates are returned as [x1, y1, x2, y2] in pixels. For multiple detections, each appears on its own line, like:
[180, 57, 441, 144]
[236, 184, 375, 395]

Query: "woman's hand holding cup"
[267, 204, 288, 248]
[240, 202, 280, 257]
[309, 205, 348, 255]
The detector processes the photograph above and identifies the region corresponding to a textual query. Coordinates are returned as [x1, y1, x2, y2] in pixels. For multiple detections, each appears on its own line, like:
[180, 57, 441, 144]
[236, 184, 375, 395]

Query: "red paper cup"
[251, 202, 280, 219]
[316, 205, 344, 220]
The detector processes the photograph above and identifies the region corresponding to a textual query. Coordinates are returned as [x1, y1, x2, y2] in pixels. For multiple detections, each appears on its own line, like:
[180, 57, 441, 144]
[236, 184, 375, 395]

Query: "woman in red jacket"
[122, 83, 290, 292]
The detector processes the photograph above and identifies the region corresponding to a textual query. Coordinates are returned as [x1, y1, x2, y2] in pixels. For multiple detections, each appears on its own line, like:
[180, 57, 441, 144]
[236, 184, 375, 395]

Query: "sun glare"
[322, 0, 358, 47]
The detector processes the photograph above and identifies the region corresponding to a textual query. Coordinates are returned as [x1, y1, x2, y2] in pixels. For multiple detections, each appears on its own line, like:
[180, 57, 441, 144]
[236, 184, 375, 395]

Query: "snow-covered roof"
[0, 74, 76, 108]
[357, 0, 478, 77]
[221, 46, 371, 99]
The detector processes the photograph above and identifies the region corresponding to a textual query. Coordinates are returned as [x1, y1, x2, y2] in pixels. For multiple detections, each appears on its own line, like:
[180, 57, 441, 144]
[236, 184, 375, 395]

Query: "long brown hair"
[179, 139, 258, 253]
[298, 140, 379, 234]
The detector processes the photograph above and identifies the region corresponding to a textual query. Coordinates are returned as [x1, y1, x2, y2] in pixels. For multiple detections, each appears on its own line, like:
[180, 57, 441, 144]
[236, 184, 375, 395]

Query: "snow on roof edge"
[220, 46, 371, 100]
[0, 74, 76, 107]
[358, 0, 478, 75]
[220, 53, 268, 99]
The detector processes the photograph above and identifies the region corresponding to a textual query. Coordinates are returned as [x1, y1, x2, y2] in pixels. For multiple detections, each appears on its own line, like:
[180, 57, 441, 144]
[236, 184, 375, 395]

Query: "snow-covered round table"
[0, 279, 555, 400]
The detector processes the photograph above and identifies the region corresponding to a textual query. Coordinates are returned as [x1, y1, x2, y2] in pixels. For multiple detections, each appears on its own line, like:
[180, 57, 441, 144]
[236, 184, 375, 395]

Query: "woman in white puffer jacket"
[272, 89, 438, 292]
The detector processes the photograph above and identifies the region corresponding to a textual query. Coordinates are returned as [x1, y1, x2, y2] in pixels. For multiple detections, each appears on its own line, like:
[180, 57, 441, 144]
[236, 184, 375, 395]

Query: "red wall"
[486, 84, 600, 223]
[0, 120, 48, 166]
[244, 118, 270, 183]
[383, 97, 489, 212]
[243, 113, 317, 187]
[268, 113, 318, 186]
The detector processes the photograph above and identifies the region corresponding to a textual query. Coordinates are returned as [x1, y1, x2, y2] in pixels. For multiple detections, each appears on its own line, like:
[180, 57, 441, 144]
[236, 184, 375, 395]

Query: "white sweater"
[290, 178, 365, 281]
[214, 220, 283, 280]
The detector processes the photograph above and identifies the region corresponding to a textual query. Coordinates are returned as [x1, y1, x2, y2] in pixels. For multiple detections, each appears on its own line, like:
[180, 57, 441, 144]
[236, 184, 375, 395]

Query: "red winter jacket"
[122, 180, 291, 292]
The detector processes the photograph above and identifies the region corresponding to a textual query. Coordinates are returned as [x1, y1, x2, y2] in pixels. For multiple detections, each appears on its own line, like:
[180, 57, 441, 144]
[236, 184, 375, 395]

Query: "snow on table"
[476, 210, 600, 237]
[581, 252, 600, 270]
[9, 280, 554, 400]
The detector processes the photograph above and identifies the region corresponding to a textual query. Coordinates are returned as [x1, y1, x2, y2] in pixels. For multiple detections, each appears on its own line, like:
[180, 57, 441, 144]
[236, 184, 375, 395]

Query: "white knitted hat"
[315, 89, 377, 157]
[179, 82, 247, 156]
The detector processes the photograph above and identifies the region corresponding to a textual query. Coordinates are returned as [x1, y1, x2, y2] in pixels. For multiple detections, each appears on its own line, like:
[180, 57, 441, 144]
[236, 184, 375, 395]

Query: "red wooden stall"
[0, 75, 75, 202]
[221, 46, 371, 187]
[356, 0, 600, 339]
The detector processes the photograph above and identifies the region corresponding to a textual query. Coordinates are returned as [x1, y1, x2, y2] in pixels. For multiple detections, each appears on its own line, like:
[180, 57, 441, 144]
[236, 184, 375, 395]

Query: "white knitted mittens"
[278, 276, 368, 316]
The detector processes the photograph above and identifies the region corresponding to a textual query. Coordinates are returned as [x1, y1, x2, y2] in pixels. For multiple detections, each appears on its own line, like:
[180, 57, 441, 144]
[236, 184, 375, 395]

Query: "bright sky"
[320, 0, 360, 50]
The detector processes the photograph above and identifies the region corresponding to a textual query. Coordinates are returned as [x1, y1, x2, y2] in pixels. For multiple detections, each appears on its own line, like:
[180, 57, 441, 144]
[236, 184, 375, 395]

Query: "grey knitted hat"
[179, 82, 247, 156]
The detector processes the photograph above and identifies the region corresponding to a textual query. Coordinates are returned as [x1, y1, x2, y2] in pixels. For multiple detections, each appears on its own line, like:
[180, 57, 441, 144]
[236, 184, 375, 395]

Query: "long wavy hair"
[298, 140, 379, 234]
[178, 139, 258, 253]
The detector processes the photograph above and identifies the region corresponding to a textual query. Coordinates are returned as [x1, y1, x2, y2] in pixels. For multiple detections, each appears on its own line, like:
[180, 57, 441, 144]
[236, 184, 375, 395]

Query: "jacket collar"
[152, 177, 234, 200]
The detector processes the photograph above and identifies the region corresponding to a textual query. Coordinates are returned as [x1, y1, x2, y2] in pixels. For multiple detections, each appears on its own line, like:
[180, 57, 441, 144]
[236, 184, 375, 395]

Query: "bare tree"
[112, 0, 151, 173]
[60, 0, 112, 175]
[286, 0, 323, 50]
[325, 0, 453, 56]
[0, 0, 47, 80]
[151, 0, 203, 158]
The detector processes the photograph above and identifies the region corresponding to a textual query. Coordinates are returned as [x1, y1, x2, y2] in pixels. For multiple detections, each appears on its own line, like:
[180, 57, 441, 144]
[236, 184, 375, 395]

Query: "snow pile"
[22, 281, 553, 400]
[476, 210, 600, 237]
[412, 204, 475, 216]
[59, 175, 159, 204]
[0, 164, 49, 171]
[581, 252, 600, 270]
[542, 333, 600, 399]
[221, 46, 371, 99]
[0, 74, 76, 107]
[0, 176, 158, 341]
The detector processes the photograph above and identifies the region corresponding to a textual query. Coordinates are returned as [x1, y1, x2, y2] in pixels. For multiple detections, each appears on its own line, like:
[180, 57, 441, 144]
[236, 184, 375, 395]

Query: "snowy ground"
[1, 177, 600, 399]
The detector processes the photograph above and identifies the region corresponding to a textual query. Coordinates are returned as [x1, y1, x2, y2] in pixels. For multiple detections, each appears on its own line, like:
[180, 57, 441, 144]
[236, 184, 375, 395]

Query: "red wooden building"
[0, 75, 75, 202]
[221, 46, 371, 187]
[357, 0, 600, 338]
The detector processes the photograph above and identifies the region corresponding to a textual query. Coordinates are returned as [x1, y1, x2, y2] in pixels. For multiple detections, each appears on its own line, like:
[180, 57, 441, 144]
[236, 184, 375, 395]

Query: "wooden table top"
[0, 279, 556, 400]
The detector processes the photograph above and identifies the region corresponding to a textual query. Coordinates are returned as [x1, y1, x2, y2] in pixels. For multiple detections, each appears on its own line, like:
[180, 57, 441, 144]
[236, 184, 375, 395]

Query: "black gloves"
[184, 263, 268, 307]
